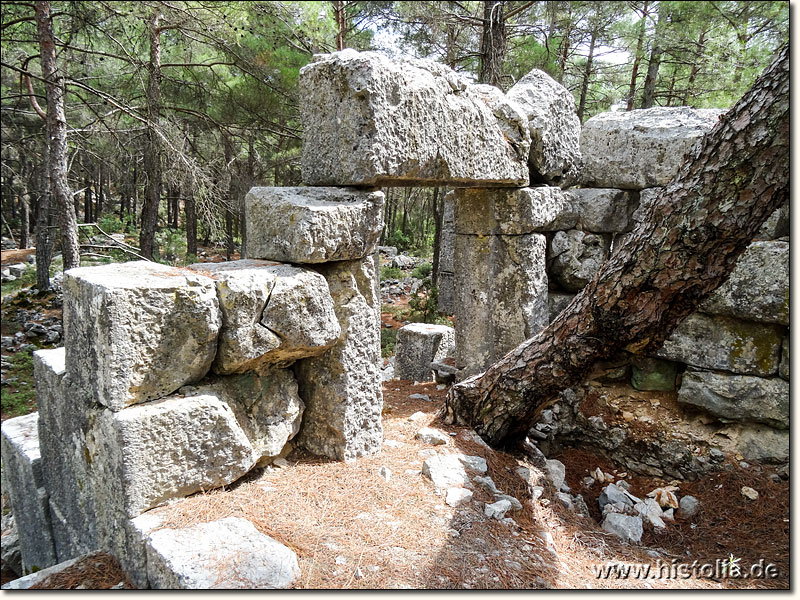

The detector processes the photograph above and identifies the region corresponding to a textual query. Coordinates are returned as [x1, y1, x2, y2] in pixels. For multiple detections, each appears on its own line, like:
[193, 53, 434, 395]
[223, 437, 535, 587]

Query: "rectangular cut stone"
[701, 241, 789, 326]
[189, 260, 340, 373]
[0, 413, 57, 573]
[245, 187, 385, 263]
[454, 187, 572, 235]
[566, 188, 636, 233]
[300, 50, 529, 187]
[395, 323, 455, 381]
[678, 369, 788, 429]
[295, 256, 383, 461]
[436, 272, 455, 316]
[580, 107, 725, 189]
[63, 261, 220, 411]
[33, 348, 98, 561]
[454, 233, 548, 378]
[655, 313, 782, 376]
[437, 193, 456, 315]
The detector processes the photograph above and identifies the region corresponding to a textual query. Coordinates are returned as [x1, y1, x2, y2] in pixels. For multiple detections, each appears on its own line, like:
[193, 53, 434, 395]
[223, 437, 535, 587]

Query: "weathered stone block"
[548, 229, 609, 292]
[567, 188, 636, 233]
[453, 187, 572, 235]
[394, 323, 455, 382]
[507, 69, 582, 185]
[181, 369, 304, 464]
[701, 241, 789, 326]
[300, 50, 529, 187]
[655, 313, 782, 376]
[779, 336, 788, 380]
[548, 291, 576, 322]
[580, 107, 724, 189]
[63, 261, 220, 411]
[631, 357, 678, 391]
[295, 257, 383, 461]
[454, 233, 548, 377]
[33, 348, 98, 560]
[245, 187, 384, 263]
[0, 413, 57, 573]
[145, 517, 299, 589]
[189, 260, 340, 373]
[438, 192, 455, 273]
[756, 200, 789, 240]
[734, 424, 789, 464]
[677, 369, 788, 429]
[436, 271, 455, 316]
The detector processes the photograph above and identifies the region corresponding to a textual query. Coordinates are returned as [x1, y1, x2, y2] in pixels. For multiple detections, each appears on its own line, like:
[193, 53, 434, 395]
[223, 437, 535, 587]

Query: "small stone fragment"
[445, 488, 474, 508]
[484, 500, 513, 520]
[741, 486, 759, 501]
[415, 427, 449, 446]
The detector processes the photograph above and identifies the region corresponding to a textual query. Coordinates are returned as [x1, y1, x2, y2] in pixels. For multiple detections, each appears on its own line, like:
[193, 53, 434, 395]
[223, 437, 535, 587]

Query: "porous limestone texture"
[677, 369, 788, 429]
[454, 232, 548, 377]
[33, 347, 98, 561]
[245, 187, 385, 263]
[300, 49, 529, 187]
[88, 394, 257, 518]
[437, 192, 455, 314]
[181, 369, 304, 463]
[566, 188, 636, 233]
[507, 69, 582, 185]
[394, 323, 455, 382]
[453, 186, 571, 235]
[655, 313, 782, 376]
[0, 413, 57, 573]
[63, 261, 220, 411]
[145, 517, 300, 589]
[189, 260, 340, 373]
[548, 229, 609, 292]
[580, 107, 725, 189]
[701, 241, 789, 326]
[295, 256, 383, 461]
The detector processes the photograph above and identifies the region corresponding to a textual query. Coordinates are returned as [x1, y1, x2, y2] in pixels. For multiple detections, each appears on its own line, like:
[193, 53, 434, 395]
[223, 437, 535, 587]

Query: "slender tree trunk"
[223, 132, 234, 260]
[431, 187, 443, 285]
[83, 176, 92, 222]
[20, 194, 30, 249]
[35, 158, 52, 290]
[682, 28, 707, 105]
[445, 45, 789, 448]
[35, 0, 79, 270]
[640, 6, 665, 109]
[96, 163, 103, 218]
[331, 1, 346, 50]
[140, 8, 162, 260]
[577, 27, 597, 122]
[479, 0, 506, 87]
[132, 163, 138, 226]
[627, 1, 648, 111]
[185, 192, 197, 258]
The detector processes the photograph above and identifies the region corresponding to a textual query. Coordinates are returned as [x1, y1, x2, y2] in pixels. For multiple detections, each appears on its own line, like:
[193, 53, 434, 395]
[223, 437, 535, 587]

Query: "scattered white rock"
[378, 466, 392, 482]
[383, 439, 405, 448]
[422, 454, 469, 488]
[415, 427, 449, 446]
[602, 513, 643, 543]
[335, 555, 347, 565]
[408, 412, 428, 423]
[409, 393, 431, 402]
[678, 495, 699, 518]
[458, 454, 488, 474]
[741, 486, 759, 501]
[272, 458, 289, 469]
[445, 488, 474, 507]
[545, 459, 566, 490]
[662, 508, 675, 521]
[484, 499, 513, 520]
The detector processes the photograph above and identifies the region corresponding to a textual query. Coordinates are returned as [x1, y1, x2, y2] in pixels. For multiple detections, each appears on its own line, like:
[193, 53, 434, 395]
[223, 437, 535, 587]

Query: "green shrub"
[155, 229, 187, 265]
[1, 348, 37, 418]
[380, 265, 404, 280]
[380, 327, 397, 358]
[97, 214, 126, 234]
[411, 262, 432, 279]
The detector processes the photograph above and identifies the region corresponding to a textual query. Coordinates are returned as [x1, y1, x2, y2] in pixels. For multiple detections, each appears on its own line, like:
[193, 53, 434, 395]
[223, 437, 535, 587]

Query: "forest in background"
[0, 1, 789, 290]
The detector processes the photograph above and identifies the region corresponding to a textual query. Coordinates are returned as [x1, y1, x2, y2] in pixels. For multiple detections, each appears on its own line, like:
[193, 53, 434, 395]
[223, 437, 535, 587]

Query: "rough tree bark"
[139, 8, 163, 260]
[35, 0, 80, 270]
[444, 44, 789, 448]
[479, 1, 505, 87]
[626, 1, 648, 111]
[640, 4, 665, 109]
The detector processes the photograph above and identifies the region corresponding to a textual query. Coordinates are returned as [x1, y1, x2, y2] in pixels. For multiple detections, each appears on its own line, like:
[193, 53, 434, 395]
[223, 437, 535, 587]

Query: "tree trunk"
[444, 44, 789, 448]
[332, 1, 346, 51]
[627, 1, 648, 111]
[140, 8, 162, 260]
[20, 194, 30, 249]
[431, 187, 443, 286]
[576, 27, 597, 122]
[96, 163, 104, 218]
[35, 157, 52, 291]
[35, 0, 79, 271]
[682, 28, 707, 105]
[185, 192, 197, 258]
[640, 6, 665, 109]
[479, 0, 506, 87]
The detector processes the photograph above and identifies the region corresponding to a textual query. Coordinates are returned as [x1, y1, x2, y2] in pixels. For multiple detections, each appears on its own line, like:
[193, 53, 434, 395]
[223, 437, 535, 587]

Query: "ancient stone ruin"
[1, 48, 789, 588]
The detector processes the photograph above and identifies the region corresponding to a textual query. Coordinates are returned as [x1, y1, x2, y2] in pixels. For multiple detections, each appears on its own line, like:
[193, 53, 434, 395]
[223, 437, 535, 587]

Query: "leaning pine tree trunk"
[444, 44, 789, 448]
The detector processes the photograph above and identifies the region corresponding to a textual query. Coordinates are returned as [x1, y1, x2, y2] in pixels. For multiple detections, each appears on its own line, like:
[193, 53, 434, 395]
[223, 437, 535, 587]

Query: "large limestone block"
[701, 241, 789, 326]
[507, 69, 582, 185]
[33, 348, 98, 560]
[89, 394, 257, 518]
[437, 271, 455, 316]
[300, 49, 529, 187]
[677, 369, 788, 429]
[580, 107, 725, 189]
[189, 260, 340, 373]
[454, 233, 548, 377]
[735, 424, 789, 464]
[245, 187, 385, 263]
[567, 188, 636, 233]
[548, 229, 609, 292]
[395, 323, 455, 382]
[63, 261, 220, 411]
[145, 517, 300, 589]
[655, 313, 782, 376]
[181, 369, 304, 463]
[453, 187, 572, 235]
[437, 193, 456, 315]
[0, 413, 57, 573]
[295, 257, 383, 461]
